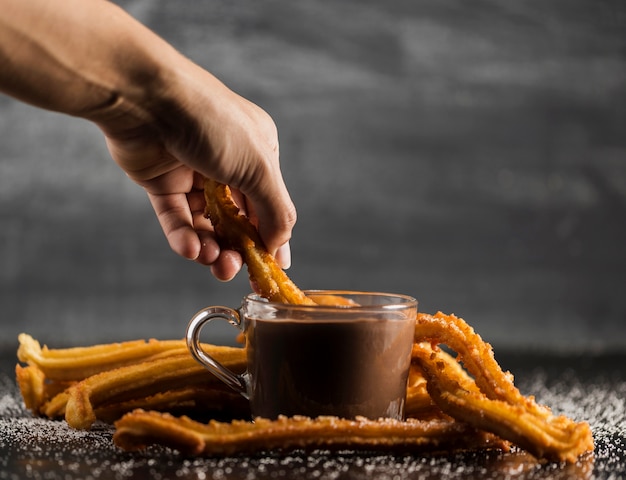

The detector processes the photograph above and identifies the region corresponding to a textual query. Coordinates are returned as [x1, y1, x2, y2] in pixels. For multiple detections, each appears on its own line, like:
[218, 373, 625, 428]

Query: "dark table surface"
[1, 349, 624, 480]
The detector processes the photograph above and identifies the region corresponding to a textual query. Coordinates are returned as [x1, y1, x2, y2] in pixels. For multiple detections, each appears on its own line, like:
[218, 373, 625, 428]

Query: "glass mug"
[186, 291, 417, 420]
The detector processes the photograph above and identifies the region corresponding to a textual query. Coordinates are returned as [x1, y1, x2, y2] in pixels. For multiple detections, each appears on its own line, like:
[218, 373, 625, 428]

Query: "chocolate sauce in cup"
[186, 291, 417, 420]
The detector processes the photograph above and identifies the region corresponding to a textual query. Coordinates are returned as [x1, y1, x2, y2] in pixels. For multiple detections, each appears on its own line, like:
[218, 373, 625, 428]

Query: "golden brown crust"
[17, 333, 188, 381]
[16, 334, 246, 429]
[62, 348, 246, 429]
[113, 410, 509, 456]
[15, 364, 46, 413]
[411, 312, 594, 463]
[405, 352, 461, 421]
[203, 179, 315, 305]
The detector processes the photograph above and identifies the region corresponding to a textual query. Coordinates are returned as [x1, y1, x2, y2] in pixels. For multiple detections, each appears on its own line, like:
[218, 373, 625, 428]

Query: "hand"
[100, 64, 296, 281]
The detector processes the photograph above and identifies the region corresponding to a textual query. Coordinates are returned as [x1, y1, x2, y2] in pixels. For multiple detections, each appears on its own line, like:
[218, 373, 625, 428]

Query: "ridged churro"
[16, 335, 247, 429]
[113, 411, 508, 456]
[203, 179, 314, 305]
[411, 312, 594, 463]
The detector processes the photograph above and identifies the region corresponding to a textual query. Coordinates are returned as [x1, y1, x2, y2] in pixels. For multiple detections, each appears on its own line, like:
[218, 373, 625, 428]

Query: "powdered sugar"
[1, 362, 625, 479]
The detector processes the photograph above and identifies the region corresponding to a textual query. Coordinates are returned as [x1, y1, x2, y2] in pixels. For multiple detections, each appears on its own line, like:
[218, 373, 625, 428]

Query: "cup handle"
[186, 306, 248, 398]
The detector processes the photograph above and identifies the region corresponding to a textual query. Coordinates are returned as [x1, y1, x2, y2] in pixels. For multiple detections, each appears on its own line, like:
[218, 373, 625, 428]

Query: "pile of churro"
[14, 179, 594, 463]
[16, 335, 249, 430]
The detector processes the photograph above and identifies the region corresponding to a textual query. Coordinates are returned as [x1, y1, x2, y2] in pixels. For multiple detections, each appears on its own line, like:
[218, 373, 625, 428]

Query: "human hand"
[99, 64, 296, 281]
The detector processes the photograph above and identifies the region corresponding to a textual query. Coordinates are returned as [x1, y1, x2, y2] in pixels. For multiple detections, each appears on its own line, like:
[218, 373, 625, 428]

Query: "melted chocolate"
[245, 317, 414, 420]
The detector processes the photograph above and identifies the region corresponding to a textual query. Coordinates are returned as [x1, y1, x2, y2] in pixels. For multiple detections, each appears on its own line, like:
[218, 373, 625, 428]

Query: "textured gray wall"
[1, 0, 625, 351]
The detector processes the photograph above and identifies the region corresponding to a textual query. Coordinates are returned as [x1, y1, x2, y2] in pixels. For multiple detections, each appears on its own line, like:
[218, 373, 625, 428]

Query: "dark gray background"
[1, 0, 624, 351]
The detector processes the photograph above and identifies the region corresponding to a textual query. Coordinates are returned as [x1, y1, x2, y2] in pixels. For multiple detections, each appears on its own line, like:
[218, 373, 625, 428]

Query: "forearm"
[0, 0, 186, 128]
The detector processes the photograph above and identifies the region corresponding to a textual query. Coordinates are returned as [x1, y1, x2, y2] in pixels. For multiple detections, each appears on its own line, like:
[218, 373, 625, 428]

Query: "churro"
[113, 410, 508, 456]
[411, 312, 594, 462]
[203, 179, 314, 305]
[16, 334, 247, 428]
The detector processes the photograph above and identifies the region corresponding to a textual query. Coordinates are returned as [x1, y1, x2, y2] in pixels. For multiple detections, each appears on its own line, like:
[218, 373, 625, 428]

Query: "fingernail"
[276, 242, 291, 270]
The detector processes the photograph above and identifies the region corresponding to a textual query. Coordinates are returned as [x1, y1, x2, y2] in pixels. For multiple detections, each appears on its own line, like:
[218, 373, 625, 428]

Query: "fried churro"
[62, 348, 245, 430]
[113, 410, 508, 456]
[411, 312, 594, 463]
[16, 334, 247, 428]
[203, 179, 314, 305]
[17, 333, 187, 381]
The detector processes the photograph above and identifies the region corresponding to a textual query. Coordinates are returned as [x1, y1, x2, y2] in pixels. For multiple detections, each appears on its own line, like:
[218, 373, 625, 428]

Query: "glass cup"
[186, 290, 417, 420]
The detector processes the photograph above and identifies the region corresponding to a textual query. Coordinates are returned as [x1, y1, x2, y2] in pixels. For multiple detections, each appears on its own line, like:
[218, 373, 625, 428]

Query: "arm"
[0, 0, 295, 279]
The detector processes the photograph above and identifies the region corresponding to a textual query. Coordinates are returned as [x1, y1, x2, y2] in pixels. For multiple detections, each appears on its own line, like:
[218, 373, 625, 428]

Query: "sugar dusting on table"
[1, 366, 624, 480]
[518, 369, 626, 479]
